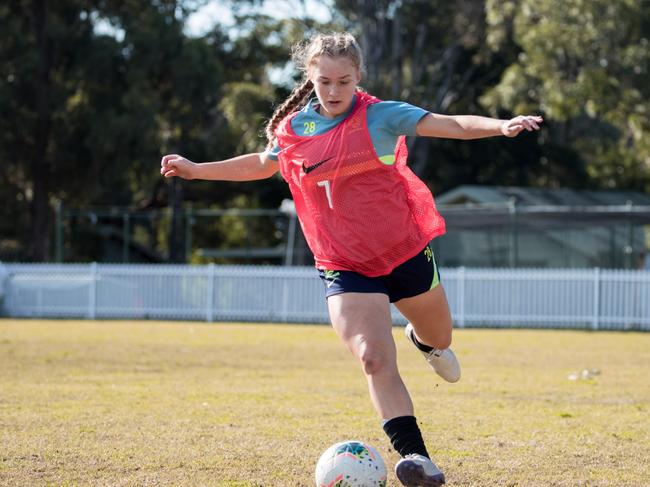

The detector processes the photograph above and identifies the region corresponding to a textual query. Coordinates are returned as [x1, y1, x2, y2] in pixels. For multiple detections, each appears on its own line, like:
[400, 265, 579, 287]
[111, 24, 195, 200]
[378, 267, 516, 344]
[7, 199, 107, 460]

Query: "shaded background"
[2, 0, 649, 265]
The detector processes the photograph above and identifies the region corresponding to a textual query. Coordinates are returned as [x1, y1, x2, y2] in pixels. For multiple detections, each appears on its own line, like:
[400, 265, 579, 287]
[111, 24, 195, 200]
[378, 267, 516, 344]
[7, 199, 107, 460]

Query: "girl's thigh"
[394, 284, 453, 349]
[326, 292, 395, 360]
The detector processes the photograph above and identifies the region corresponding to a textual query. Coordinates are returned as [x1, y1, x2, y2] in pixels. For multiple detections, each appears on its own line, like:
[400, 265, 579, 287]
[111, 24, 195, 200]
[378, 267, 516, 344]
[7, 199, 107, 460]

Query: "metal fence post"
[458, 266, 466, 328]
[284, 213, 297, 266]
[88, 262, 97, 319]
[185, 205, 194, 263]
[508, 198, 519, 268]
[592, 267, 600, 330]
[206, 263, 215, 322]
[55, 201, 63, 263]
[122, 213, 130, 263]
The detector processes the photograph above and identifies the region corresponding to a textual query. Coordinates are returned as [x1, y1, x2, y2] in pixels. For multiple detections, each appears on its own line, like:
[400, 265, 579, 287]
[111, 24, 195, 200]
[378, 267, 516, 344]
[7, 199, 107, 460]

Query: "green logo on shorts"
[323, 270, 340, 288]
[424, 246, 433, 262]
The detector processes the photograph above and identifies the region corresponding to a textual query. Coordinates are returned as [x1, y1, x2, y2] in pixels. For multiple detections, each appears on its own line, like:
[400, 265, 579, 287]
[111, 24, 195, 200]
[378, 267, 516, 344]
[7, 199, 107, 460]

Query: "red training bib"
[275, 91, 445, 277]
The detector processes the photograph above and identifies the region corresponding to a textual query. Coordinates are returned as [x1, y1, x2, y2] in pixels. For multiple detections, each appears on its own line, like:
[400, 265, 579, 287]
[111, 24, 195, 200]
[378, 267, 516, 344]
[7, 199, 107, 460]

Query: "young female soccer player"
[160, 32, 542, 486]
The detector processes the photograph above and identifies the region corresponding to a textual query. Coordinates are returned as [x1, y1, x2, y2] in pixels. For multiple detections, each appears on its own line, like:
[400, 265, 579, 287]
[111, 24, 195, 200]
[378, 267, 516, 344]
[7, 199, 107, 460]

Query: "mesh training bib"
[275, 91, 446, 277]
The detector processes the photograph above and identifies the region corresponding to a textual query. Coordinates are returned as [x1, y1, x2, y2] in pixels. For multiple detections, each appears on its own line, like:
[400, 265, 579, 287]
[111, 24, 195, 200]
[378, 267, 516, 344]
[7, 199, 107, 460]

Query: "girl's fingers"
[161, 154, 179, 167]
[517, 116, 542, 131]
[526, 116, 543, 128]
[503, 115, 542, 136]
[160, 160, 178, 176]
[520, 117, 533, 130]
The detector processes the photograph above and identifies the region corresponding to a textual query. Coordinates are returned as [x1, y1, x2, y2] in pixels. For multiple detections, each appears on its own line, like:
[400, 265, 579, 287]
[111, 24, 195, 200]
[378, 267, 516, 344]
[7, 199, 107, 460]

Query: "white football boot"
[395, 453, 446, 486]
[404, 323, 461, 383]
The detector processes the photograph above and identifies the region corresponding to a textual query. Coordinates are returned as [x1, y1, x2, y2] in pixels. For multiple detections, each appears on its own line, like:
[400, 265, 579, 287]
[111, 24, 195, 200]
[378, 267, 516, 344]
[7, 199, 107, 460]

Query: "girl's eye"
[340, 81, 349, 85]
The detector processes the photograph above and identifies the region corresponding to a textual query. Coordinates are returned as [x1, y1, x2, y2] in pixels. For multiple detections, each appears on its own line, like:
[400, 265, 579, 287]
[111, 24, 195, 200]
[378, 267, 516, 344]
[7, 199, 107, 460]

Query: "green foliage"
[333, 0, 550, 192]
[0, 1, 290, 262]
[219, 82, 275, 154]
[1, 1, 648, 262]
[484, 0, 650, 189]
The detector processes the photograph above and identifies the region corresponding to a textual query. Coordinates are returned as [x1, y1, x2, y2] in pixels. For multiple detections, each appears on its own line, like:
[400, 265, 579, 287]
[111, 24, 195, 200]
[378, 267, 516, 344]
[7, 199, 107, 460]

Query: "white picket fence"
[2, 264, 649, 330]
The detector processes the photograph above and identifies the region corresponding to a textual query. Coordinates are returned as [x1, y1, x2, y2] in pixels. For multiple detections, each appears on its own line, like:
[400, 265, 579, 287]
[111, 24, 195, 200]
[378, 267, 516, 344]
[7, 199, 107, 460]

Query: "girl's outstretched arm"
[160, 152, 279, 181]
[416, 113, 543, 140]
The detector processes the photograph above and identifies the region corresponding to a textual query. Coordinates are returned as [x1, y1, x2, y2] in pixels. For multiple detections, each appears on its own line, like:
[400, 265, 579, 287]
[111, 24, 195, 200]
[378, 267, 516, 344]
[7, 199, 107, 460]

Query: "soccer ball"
[315, 440, 387, 487]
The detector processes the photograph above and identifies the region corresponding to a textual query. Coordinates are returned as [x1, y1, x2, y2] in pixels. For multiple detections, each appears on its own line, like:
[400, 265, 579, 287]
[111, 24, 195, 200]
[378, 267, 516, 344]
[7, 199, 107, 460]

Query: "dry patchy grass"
[0, 319, 649, 486]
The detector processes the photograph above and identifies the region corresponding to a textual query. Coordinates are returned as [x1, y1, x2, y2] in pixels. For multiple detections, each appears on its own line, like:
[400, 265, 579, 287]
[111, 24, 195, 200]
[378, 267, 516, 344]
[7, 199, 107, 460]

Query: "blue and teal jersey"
[268, 95, 428, 164]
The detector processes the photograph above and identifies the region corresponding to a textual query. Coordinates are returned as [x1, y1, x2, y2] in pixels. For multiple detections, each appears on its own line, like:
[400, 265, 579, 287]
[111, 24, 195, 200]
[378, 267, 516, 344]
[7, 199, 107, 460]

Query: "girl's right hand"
[160, 154, 196, 179]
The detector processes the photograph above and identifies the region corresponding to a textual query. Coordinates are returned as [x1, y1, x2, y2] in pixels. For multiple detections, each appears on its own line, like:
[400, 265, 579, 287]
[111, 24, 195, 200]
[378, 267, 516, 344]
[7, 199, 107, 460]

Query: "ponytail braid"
[265, 79, 314, 149]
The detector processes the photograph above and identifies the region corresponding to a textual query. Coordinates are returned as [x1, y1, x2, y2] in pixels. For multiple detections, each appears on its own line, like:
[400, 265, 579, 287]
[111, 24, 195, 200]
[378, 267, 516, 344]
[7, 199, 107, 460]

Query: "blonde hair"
[265, 32, 365, 149]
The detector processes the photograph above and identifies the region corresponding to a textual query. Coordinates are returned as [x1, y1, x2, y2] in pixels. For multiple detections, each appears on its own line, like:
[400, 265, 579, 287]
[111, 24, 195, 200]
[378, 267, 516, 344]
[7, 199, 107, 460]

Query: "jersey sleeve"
[267, 143, 281, 161]
[367, 101, 429, 137]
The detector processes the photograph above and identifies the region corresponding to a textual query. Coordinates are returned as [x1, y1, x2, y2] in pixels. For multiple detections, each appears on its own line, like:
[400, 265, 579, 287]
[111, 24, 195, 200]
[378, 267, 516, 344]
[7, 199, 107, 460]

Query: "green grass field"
[1, 319, 649, 486]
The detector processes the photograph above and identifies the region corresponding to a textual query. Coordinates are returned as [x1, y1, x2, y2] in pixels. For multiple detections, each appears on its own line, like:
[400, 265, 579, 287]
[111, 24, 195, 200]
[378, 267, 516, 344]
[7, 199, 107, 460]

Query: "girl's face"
[309, 55, 360, 119]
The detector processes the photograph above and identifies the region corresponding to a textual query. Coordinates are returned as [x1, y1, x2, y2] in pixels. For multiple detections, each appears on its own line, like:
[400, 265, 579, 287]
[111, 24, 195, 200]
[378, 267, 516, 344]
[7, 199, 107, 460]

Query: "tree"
[3, 1, 647, 263]
[483, 0, 650, 191]
[331, 0, 550, 193]
[1, 1, 254, 261]
[0, 1, 99, 261]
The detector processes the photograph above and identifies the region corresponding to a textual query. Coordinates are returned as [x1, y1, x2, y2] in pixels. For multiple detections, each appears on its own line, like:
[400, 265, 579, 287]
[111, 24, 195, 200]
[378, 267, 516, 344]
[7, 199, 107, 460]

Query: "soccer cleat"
[395, 453, 446, 486]
[404, 323, 461, 383]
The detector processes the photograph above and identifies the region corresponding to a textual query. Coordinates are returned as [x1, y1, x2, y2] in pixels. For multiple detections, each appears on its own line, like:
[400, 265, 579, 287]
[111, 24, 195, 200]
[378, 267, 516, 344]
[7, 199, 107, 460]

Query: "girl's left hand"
[501, 115, 544, 137]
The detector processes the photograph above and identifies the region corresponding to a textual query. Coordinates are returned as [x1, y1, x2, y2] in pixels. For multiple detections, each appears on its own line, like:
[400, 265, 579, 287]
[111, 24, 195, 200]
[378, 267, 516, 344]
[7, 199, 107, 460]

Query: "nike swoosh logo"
[302, 156, 334, 174]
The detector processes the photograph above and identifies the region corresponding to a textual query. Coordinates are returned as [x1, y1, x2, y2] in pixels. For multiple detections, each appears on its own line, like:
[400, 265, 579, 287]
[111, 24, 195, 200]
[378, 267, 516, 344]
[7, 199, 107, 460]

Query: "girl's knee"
[357, 340, 393, 376]
[434, 331, 452, 350]
[418, 326, 452, 350]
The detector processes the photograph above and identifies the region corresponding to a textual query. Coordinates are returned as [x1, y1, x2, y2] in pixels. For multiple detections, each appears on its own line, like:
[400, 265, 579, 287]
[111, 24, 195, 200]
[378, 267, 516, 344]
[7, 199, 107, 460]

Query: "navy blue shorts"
[318, 245, 441, 303]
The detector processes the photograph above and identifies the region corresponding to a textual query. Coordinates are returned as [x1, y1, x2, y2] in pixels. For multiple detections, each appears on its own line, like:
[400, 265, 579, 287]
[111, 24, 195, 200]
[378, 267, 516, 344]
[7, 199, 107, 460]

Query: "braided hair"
[264, 79, 314, 149]
[265, 32, 365, 150]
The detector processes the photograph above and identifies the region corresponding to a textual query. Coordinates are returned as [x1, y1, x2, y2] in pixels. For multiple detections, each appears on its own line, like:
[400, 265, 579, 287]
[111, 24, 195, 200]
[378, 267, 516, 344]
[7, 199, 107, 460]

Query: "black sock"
[411, 329, 434, 353]
[382, 415, 430, 458]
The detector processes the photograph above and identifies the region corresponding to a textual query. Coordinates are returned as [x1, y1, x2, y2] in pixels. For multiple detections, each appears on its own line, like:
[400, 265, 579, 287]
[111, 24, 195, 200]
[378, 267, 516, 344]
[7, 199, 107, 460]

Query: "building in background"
[433, 186, 650, 269]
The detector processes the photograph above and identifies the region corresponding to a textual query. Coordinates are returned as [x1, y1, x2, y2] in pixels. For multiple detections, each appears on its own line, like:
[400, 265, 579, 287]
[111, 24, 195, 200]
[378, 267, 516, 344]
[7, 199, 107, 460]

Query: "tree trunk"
[390, 6, 402, 98]
[358, 0, 389, 89]
[168, 178, 186, 263]
[28, 0, 52, 261]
